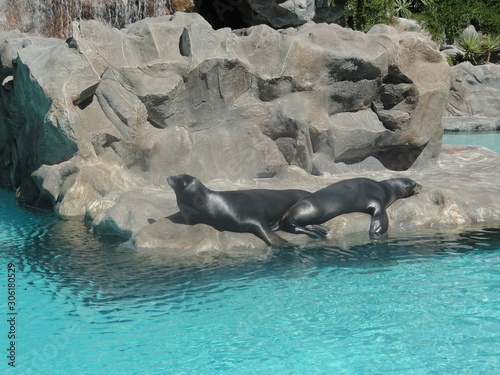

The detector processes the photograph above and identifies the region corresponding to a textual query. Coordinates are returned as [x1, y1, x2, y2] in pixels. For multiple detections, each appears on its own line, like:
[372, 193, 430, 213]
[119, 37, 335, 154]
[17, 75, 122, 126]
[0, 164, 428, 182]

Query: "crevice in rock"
[432, 191, 446, 207]
[372, 65, 419, 131]
[332, 144, 425, 172]
[77, 95, 94, 109]
[376, 145, 425, 171]
[327, 57, 381, 82]
[179, 27, 192, 57]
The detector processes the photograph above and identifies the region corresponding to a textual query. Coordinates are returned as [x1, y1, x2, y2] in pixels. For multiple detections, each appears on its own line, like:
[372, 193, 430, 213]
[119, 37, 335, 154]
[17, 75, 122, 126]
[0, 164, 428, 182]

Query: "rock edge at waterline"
[130, 145, 500, 255]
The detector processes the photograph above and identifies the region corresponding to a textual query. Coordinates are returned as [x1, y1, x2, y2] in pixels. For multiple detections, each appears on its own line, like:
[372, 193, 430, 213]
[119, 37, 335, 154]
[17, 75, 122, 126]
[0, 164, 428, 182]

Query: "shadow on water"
[2, 189, 500, 307]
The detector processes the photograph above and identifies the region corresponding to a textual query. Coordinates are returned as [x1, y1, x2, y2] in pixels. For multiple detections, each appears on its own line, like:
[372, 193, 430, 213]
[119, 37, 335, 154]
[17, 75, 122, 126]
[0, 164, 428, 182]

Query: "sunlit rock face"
[0, 13, 480, 254]
[443, 62, 500, 132]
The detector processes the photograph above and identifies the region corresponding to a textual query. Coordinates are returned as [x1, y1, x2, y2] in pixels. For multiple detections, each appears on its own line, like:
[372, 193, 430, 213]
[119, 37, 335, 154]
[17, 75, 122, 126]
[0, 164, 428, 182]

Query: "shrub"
[414, 0, 500, 44]
[480, 34, 500, 63]
[457, 33, 484, 65]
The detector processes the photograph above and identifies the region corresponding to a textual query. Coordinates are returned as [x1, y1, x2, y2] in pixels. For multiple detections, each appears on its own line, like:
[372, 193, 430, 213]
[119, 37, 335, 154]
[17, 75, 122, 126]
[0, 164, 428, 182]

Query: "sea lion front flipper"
[369, 208, 389, 238]
[269, 221, 280, 232]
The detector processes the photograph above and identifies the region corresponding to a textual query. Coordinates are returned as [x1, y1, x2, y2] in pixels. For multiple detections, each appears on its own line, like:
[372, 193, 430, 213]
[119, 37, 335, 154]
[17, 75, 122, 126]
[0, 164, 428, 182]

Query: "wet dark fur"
[167, 174, 311, 247]
[280, 178, 422, 239]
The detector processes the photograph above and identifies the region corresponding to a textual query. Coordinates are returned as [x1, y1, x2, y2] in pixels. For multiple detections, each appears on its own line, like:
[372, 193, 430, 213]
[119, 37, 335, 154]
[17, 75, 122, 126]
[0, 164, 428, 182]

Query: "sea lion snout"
[166, 176, 175, 188]
[167, 174, 193, 191]
[413, 182, 422, 194]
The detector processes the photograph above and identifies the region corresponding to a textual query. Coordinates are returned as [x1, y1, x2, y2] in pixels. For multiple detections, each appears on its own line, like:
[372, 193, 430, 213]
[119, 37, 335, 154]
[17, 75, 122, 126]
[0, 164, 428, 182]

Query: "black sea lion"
[280, 177, 422, 239]
[167, 174, 311, 247]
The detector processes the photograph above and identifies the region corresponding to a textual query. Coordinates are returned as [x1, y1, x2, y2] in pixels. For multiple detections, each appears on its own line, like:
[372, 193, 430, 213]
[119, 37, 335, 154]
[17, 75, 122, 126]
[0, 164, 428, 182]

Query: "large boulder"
[132, 145, 500, 255]
[443, 62, 500, 131]
[0, 13, 481, 255]
[241, 0, 316, 28]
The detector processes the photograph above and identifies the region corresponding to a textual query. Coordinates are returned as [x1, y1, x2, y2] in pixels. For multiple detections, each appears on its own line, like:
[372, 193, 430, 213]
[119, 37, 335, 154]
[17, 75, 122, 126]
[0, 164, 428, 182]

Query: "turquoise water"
[1, 189, 499, 374]
[443, 132, 500, 153]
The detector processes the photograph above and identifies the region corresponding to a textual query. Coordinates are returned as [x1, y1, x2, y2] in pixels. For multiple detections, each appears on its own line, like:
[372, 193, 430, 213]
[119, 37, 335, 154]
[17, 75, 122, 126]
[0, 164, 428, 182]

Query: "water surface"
[1, 189, 499, 374]
[443, 132, 500, 153]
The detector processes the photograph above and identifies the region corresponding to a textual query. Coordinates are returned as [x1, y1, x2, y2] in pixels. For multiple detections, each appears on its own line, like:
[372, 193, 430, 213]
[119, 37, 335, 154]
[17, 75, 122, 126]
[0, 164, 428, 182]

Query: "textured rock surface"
[241, 0, 316, 28]
[443, 62, 500, 131]
[1, 13, 496, 255]
[132, 145, 500, 255]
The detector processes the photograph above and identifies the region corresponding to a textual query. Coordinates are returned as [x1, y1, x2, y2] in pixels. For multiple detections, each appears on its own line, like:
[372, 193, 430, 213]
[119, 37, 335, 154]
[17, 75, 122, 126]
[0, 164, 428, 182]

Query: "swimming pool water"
[1, 189, 499, 374]
[443, 132, 500, 153]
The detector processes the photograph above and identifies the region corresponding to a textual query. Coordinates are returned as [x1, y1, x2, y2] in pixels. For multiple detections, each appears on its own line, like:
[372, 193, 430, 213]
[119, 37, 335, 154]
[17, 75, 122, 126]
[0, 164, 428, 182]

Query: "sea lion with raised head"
[280, 177, 422, 239]
[167, 174, 311, 247]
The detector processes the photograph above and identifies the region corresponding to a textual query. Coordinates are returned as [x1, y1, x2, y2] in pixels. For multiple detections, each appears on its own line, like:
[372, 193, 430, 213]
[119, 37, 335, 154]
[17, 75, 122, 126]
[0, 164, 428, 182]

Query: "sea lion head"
[389, 178, 422, 198]
[167, 174, 210, 222]
[167, 174, 199, 194]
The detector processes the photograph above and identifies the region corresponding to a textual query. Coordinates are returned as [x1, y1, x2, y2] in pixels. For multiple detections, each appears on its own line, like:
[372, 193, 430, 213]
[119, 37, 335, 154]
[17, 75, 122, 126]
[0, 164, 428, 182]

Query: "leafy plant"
[342, 0, 394, 31]
[414, 0, 500, 44]
[445, 52, 465, 66]
[394, 0, 413, 18]
[480, 34, 500, 63]
[457, 33, 484, 65]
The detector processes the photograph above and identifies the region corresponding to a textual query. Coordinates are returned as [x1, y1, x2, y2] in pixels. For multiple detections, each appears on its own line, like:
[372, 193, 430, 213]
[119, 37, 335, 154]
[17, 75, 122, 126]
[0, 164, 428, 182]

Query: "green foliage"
[413, 0, 500, 44]
[448, 32, 500, 65]
[457, 33, 484, 65]
[480, 34, 500, 63]
[333, 0, 500, 50]
[393, 0, 413, 18]
[341, 0, 394, 31]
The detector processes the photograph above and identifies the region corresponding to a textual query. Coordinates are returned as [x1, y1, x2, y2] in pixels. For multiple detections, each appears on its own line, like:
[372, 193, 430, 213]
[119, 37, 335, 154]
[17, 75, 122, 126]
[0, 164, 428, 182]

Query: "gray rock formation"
[133, 145, 500, 255]
[240, 0, 316, 28]
[1, 13, 495, 255]
[443, 62, 500, 132]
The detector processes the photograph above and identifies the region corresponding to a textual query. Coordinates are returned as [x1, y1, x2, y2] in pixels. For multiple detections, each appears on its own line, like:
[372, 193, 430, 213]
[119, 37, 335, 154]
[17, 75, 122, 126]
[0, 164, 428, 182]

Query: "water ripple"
[1, 189, 500, 374]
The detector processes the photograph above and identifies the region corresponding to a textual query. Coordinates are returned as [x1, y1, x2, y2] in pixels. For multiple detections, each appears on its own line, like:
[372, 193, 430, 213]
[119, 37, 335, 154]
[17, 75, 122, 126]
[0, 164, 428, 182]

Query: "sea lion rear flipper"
[305, 224, 329, 238]
[301, 224, 329, 239]
[291, 225, 328, 239]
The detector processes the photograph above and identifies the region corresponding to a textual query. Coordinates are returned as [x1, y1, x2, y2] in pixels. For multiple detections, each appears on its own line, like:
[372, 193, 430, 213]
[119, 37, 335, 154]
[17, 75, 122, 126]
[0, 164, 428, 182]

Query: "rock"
[0, 14, 471, 255]
[91, 189, 175, 238]
[313, 1, 344, 24]
[31, 161, 79, 207]
[443, 62, 500, 131]
[133, 145, 500, 255]
[461, 25, 479, 39]
[241, 0, 316, 28]
[440, 44, 462, 59]
[394, 17, 422, 33]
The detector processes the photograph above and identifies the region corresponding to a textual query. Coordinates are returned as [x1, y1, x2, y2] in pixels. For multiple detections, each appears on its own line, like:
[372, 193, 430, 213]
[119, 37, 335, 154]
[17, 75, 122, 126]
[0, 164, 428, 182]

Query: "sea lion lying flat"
[280, 177, 422, 239]
[167, 174, 311, 247]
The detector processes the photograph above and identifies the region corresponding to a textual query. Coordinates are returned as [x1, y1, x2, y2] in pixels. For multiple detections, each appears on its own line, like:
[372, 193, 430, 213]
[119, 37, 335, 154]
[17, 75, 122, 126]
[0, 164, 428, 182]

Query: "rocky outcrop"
[241, 0, 316, 28]
[2, 13, 493, 255]
[133, 145, 500, 255]
[443, 62, 500, 132]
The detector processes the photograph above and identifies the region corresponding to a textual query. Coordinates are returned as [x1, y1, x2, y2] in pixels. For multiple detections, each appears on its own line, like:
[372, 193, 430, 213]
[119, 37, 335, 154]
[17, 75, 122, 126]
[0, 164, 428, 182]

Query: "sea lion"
[280, 177, 422, 239]
[167, 174, 311, 247]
